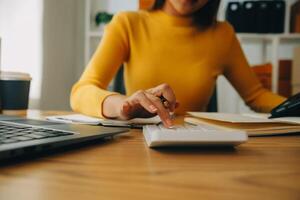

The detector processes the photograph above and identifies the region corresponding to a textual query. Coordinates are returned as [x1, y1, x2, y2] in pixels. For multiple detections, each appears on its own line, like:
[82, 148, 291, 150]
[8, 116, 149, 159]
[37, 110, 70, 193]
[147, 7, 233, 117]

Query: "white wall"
[39, 0, 82, 110]
[0, 0, 43, 108]
[0, 0, 138, 112]
[0, 0, 86, 111]
[40, 0, 138, 110]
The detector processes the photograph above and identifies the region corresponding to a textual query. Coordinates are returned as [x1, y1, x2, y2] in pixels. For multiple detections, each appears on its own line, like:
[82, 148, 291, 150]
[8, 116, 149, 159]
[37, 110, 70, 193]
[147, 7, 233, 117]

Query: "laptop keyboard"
[0, 122, 74, 145]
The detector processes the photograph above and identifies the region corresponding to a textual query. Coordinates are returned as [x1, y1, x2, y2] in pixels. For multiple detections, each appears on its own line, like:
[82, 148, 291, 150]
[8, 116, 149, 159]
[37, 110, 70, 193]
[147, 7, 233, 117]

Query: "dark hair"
[151, 0, 221, 29]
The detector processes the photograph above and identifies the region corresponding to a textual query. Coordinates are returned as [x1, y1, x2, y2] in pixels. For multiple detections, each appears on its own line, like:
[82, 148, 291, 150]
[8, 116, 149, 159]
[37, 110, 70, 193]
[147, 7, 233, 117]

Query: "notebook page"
[46, 114, 161, 127]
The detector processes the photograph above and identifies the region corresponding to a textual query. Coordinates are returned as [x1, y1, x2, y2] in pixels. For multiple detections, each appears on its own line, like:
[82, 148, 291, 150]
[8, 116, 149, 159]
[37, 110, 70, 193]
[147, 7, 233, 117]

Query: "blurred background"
[0, 0, 299, 113]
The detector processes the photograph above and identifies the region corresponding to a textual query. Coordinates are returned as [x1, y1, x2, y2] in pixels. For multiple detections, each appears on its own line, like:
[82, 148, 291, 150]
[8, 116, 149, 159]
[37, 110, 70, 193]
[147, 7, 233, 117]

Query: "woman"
[70, 0, 285, 127]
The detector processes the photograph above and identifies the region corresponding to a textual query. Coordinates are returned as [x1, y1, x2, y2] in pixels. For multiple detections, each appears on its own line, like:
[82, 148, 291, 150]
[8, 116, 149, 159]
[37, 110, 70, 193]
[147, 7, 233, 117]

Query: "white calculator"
[143, 124, 248, 147]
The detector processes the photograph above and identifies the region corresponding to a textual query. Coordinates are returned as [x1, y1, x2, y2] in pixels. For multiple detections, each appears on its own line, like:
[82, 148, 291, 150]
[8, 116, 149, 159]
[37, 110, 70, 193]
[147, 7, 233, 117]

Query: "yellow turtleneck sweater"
[70, 10, 285, 118]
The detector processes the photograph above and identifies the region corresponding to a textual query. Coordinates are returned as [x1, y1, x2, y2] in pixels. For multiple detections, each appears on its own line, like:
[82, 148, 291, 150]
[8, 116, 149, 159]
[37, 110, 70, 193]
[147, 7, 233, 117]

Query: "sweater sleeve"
[70, 12, 129, 118]
[223, 25, 286, 113]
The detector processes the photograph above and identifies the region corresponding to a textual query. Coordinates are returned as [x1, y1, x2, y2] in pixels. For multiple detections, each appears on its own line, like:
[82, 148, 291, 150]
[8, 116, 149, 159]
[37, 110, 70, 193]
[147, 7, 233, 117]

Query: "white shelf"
[88, 31, 104, 38]
[238, 33, 300, 41]
[236, 32, 300, 93]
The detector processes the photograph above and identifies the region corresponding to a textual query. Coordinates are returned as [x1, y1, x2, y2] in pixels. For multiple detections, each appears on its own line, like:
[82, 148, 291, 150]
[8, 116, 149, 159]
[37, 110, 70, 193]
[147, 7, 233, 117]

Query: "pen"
[159, 95, 169, 108]
[159, 95, 175, 128]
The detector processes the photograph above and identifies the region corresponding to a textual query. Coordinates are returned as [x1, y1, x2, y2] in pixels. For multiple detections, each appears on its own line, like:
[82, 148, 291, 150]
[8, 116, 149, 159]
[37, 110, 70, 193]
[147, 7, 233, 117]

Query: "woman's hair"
[151, 0, 221, 29]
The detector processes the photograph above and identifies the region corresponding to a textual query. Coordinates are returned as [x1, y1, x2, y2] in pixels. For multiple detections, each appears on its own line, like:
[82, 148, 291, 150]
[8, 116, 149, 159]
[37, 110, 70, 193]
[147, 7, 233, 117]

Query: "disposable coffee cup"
[0, 71, 31, 116]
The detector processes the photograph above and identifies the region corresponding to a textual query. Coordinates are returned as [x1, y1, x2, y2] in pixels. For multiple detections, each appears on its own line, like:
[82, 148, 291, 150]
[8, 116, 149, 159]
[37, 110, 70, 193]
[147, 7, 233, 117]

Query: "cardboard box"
[252, 61, 292, 97]
[292, 47, 300, 95]
[278, 80, 291, 97]
[139, 0, 154, 9]
[292, 84, 300, 95]
[279, 60, 292, 80]
[252, 63, 272, 90]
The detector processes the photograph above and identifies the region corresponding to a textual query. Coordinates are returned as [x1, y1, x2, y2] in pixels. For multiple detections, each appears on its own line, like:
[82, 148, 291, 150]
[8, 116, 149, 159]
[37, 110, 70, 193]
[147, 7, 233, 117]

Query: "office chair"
[112, 66, 218, 112]
[112, 66, 126, 95]
[207, 87, 218, 112]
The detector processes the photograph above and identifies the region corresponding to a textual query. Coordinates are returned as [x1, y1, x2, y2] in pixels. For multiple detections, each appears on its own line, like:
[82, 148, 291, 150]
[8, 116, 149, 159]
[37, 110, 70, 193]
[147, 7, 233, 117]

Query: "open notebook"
[46, 114, 161, 128]
[185, 112, 300, 136]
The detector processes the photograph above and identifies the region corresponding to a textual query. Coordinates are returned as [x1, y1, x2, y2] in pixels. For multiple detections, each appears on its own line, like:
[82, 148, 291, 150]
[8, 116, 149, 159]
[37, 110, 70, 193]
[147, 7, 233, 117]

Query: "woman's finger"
[134, 90, 158, 113]
[120, 101, 132, 119]
[120, 90, 158, 119]
[146, 93, 173, 127]
[148, 83, 177, 111]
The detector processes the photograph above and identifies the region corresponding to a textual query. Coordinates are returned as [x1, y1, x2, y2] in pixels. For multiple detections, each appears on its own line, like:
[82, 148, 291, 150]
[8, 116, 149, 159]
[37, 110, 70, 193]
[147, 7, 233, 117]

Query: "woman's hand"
[103, 83, 178, 127]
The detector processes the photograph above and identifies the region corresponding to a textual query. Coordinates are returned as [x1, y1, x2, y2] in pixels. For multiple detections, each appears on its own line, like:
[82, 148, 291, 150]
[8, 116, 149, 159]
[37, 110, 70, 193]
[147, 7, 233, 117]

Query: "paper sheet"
[46, 114, 161, 128]
[185, 112, 300, 136]
[187, 112, 300, 124]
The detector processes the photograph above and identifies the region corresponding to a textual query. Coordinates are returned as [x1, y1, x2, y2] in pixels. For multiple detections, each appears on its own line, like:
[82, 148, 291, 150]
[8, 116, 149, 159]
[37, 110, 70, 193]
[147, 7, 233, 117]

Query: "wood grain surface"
[0, 110, 299, 200]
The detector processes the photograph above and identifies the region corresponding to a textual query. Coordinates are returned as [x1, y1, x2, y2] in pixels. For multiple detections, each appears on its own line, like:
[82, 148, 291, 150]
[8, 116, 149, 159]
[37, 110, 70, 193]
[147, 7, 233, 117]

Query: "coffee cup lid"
[0, 71, 32, 81]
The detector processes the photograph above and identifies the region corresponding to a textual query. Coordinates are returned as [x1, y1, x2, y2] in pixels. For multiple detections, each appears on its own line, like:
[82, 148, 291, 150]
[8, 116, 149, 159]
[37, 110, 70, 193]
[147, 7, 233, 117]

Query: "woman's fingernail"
[150, 105, 157, 112]
[163, 101, 169, 108]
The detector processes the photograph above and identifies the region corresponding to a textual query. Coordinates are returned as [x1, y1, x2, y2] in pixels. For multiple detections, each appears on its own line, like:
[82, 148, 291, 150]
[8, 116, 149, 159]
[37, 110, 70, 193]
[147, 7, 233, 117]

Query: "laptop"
[0, 114, 128, 160]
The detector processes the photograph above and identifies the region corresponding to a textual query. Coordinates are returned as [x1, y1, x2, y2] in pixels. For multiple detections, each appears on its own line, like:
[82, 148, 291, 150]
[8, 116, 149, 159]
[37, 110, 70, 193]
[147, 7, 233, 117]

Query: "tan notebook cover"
[185, 112, 300, 136]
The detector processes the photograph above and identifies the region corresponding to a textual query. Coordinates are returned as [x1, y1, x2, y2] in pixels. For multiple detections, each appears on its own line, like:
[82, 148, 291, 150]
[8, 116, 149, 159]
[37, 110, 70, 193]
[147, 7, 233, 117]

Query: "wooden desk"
[0, 110, 300, 200]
